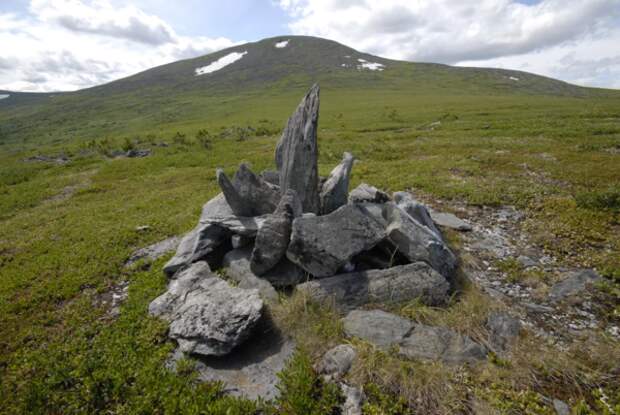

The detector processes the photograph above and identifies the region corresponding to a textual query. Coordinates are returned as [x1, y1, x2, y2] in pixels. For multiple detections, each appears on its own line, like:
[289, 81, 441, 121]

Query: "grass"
[1, 55, 620, 413]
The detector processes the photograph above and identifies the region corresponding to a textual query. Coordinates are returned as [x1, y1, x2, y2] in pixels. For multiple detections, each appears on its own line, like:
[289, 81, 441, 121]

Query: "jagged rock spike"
[320, 152, 355, 214]
[217, 168, 253, 216]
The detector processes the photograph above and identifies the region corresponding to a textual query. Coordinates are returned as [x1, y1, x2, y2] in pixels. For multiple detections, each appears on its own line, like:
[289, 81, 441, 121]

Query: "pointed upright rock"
[320, 152, 355, 214]
[276, 84, 320, 213]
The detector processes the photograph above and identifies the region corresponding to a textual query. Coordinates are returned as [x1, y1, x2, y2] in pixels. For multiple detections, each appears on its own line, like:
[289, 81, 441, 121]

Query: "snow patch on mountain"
[195, 51, 248, 76]
[275, 40, 289, 48]
[357, 59, 385, 71]
[509, 76, 520, 81]
[0, 94, 9, 100]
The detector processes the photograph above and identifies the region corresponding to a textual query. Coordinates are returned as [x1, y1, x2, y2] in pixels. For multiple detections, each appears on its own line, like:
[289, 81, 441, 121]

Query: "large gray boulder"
[150, 261, 263, 356]
[398, 324, 487, 364]
[276, 84, 320, 213]
[216, 164, 280, 217]
[225, 247, 306, 288]
[287, 204, 386, 278]
[296, 262, 450, 310]
[384, 203, 456, 277]
[349, 183, 390, 204]
[343, 310, 413, 348]
[393, 191, 442, 239]
[320, 152, 355, 214]
[251, 189, 301, 275]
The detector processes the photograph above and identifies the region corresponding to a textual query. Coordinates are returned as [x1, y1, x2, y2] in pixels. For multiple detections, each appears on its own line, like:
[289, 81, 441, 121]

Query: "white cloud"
[0, 0, 237, 92]
[277, 0, 620, 88]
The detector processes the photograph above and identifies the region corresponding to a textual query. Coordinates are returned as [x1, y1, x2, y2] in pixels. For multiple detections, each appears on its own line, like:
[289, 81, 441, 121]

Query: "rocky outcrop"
[393, 191, 441, 238]
[276, 83, 320, 213]
[349, 183, 390, 204]
[287, 204, 386, 277]
[343, 310, 414, 348]
[549, 269, 601, 302]
[320, 152, 355, 214]
[384, 203, 457, 277]
[486, 311, 521, 352]
[150, 261, 263, 356]
[296, 262, 450, 310]
[251, 189, 301, 275]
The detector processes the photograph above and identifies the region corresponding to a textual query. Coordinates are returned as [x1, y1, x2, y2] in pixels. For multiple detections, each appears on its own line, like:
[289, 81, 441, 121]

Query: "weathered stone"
[343, 310, 414, 348]
[398, 324, 487, 365]
[233, 163, 281, 215]
[549, 269, 601, 302]
[276, 84, 320, 213]
[251, 189, 301, 275]
[340, 384, 364, 415]
[384, 203, 457, 277]
[517, 255, 537, 268]
[217, 168, 252, 216]
[163, 228, 200, 277]
[225, 247, 305, 288]
[316, 344, 356, 380]
[260, 170, 280, 186]
[430, 211, 472, 232]
[320, 152, 355, 214]
[287, 204, 386, 278]
[222, 249, 278, 301]
[486, 311, 521, 352]
[155, 261, 263, 356]
[297, 262, 450, 310]
[169, 318, 295, 401]
[126, 235, 181, 267]
[349, 183, 390, 204]
[393, 191, 442, 238]
[553, 399, 570, 415]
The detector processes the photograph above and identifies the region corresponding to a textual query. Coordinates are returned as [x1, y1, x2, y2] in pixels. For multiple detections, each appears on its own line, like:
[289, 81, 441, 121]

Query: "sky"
[1, 0, 619, 92]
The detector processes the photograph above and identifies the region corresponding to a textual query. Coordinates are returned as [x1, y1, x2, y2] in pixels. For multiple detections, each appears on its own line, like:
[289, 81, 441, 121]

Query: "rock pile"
[149, 84, 461, 398]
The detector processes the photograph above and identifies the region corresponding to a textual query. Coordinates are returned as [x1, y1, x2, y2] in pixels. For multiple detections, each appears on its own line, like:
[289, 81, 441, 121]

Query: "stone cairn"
[149, 83, 462, 362]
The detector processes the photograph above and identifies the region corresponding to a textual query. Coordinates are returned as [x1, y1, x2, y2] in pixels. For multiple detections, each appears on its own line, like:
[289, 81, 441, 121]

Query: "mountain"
[0, 35, 618, 147]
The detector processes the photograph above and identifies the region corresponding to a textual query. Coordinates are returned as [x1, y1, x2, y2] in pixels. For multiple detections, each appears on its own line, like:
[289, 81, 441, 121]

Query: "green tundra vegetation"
[0, 36, 619, 414]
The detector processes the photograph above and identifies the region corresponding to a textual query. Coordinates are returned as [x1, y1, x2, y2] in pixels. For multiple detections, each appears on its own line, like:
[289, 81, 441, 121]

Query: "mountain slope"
[0, 35, 618, 147]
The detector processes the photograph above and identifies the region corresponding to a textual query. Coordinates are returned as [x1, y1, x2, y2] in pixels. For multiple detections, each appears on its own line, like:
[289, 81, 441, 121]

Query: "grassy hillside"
[0, 36, 619, 414]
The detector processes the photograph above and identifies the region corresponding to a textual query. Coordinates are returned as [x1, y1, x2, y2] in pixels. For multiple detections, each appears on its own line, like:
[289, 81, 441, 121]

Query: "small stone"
[343, 310, 414, 348]
[517, 255, 537, 268]
[487, 311, 521, 352]
[553, 399, 570, 415]
[316, 344, 357, 380]
[340, 384, 364, 415]
[126, 235, 181, 267]
[430, 211, 472, 232]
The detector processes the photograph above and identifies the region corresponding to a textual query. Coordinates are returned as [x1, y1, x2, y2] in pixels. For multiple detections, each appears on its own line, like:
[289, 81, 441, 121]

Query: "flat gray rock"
[349, 183, 390, 204]
[168, 318, 296, 401]
[225, 247, 305, 289]
[287, 204, 386, 278]
[297, 262, 450, 310]
[385, 203, 457, 277]
[276, 84, 320, 213]
[343, 310, 414, 348]
[549, 269, 601, 302]
[150, 261, 264, 356]
[320, 152, 354, 214]
[316, 344, 356, 380]
[233, 163, 281, 215]
[553, 399, 571, 415]
[126, 235, 181, 267]
[340, 384, 364, 415]
[251, 189, 301, 275]
[486, 311, 521, 352]
[430, 211, 472, 232]
[398, 324, 487, 365]
[162, 227, 199, 277]
[393, 191, 442, 238]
